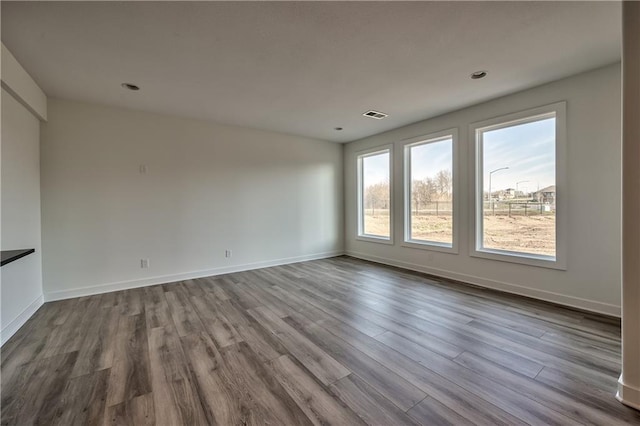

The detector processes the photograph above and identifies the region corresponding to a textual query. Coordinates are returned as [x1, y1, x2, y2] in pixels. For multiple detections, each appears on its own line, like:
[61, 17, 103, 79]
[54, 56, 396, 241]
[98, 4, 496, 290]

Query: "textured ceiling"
[1, 1, 621, 143]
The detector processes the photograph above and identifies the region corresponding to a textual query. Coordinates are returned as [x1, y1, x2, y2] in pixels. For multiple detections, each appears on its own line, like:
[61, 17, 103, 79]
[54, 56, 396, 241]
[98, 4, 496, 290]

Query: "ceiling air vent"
[363, 110, 388, 120]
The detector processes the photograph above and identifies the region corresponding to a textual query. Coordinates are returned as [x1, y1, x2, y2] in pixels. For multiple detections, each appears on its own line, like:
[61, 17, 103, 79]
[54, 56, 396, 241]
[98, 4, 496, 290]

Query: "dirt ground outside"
[363, 210, 555, 256]
[362, 210, 391, 237]
[409, 215, 453, 244]
[483, 214, 555, 256]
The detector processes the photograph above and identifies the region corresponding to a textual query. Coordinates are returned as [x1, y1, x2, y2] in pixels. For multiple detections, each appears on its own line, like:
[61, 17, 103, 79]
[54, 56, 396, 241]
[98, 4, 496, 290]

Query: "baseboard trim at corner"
[617, 377, 640, 411]
[345, 251, 621, 318]
[1, 294, 44, 346]
[44, 250, 345, 302]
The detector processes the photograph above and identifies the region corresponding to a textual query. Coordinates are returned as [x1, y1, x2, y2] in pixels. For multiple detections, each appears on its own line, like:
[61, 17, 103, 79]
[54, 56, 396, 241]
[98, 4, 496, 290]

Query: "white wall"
[1, 43, 47, 121]
[1, 88, 44, 344]
[1, 43, 47, 346]
[41, 99, 343, 300]
[344, 64, 622, 316]
[618, 1, 640, 409]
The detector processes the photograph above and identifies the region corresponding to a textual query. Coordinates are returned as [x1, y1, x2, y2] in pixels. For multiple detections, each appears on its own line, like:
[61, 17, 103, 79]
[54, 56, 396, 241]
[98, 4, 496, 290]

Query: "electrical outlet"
[139, 165, 147, 174]
[140, 258, 149, 268]
[225, 249, 232, 258]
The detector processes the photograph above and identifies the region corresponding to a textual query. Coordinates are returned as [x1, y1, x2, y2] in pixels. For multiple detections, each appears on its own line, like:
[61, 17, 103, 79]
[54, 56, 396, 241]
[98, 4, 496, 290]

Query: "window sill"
[470, 248, 566, 270]
[356, 235, 394, 245]
[402, 240, 457, 254]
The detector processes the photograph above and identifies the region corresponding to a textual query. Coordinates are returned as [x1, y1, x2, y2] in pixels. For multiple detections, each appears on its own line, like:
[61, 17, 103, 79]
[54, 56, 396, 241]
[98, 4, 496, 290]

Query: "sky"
[362, 139, 452, 188]
[410, 138, 452, 180]
[483, 117, 555, 193]
[361, 117, 555, 194]
[362, 151, 390, 187]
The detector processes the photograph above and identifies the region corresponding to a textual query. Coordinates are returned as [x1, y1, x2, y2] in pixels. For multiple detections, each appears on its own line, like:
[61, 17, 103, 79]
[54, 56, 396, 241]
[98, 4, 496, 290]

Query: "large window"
[357, 147, 392, 242]
[472, 102, 566, 268]
[403, 130, 456, 251]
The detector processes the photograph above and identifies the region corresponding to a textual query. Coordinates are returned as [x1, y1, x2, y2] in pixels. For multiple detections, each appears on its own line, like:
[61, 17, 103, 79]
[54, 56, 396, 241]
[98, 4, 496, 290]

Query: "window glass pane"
[481, 116, 556, 257]
[361, 151, 390, 238]
[408, 138, 453, 245]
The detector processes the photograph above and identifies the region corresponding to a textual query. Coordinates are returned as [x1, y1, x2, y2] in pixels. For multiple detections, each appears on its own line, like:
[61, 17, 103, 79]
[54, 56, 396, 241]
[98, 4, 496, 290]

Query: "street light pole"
[489, 167, 509, 215]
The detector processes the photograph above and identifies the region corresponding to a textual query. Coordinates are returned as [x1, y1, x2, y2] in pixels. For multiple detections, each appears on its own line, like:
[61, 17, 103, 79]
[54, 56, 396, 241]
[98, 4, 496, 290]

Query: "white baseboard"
[1, 294, 44, 346]
[346, 250, 621, 317]
[44, 250, 344, 302]
[617, 376, 640, 411]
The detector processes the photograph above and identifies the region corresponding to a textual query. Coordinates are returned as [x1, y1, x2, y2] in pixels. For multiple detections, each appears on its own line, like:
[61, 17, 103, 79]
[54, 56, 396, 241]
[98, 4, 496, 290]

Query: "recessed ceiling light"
[121, 83, 140, 91]
[470, 71, 488, 80]
[334, 127, 343, 131]
[363, 110, 388, 119]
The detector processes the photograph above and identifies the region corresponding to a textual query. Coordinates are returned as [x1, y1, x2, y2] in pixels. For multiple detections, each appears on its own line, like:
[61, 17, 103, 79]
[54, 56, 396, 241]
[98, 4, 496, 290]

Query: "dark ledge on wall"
[1, 249, 35, 267]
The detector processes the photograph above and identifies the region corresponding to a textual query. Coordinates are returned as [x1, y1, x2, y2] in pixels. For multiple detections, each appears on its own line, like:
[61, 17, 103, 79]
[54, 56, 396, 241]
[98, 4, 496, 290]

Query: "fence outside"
[410, 201, 453, 217]
[367, 201, 554, 217]
[483, 201, 554, 217]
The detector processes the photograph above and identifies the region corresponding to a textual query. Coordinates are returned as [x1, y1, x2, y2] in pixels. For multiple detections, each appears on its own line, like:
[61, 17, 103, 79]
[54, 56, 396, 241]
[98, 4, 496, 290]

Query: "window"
[472, 102, 566, 269]
[403, 130, 456, 251]
[357, 146, 392, 242]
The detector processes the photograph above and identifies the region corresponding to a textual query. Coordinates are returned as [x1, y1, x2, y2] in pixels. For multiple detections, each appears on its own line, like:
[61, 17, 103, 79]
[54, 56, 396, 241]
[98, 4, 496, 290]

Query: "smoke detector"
[362, 110, 388, 120]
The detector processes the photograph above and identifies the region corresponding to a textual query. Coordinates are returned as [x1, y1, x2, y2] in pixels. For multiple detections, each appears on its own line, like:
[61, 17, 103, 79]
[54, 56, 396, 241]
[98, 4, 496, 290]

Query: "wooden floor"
[2, 256, 639, 425]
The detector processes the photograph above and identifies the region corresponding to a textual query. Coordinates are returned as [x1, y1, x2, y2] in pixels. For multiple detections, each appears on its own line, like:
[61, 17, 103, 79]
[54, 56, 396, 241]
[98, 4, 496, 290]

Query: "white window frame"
[356, 144, 394, 244]
[402, 129, 458, 254]
[470, 102, 567, 270]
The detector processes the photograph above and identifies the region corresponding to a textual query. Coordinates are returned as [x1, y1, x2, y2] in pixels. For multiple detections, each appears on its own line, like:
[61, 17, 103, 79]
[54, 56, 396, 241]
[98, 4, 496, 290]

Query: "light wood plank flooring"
[2, 256, 639, 425]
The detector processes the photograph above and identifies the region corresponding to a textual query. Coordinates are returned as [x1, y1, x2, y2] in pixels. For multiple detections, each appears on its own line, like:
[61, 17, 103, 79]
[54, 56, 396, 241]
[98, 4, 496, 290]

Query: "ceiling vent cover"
[363, 110, 388, 119]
